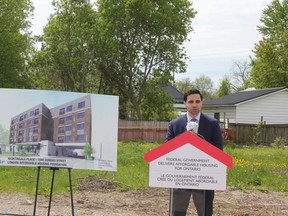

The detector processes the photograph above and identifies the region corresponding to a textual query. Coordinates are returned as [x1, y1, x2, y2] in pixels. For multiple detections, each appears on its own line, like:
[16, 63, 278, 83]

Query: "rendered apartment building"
[9, 95, 91, 156]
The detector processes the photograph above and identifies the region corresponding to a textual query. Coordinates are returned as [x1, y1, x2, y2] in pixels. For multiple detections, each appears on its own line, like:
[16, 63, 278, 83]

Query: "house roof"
[204, 87, 287, 106]
[163, 85, 183, 103]
[144, 131, 233, 168]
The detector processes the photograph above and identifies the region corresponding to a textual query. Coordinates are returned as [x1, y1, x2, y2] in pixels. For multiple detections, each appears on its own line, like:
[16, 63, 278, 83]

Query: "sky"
[30, 0, 273, 88]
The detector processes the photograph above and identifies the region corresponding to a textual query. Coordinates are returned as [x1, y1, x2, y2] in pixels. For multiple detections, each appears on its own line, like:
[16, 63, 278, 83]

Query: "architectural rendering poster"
[0, 88, 118, 171]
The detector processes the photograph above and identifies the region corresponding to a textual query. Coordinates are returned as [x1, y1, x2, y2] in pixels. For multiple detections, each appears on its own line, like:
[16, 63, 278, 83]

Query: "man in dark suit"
[166, 89, 223, 216]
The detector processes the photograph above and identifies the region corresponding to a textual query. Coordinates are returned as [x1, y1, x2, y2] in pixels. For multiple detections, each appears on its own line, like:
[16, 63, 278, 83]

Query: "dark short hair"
[184, 89, 203, 102]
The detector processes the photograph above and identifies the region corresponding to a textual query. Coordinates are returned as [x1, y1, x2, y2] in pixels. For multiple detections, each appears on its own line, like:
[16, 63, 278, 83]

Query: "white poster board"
[149, 144, 227, 190]
[0, 88, 118, 171]
[144, 131, 233, 190]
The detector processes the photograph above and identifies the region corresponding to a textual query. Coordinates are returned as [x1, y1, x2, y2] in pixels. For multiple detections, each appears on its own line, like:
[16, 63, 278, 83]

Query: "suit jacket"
[165, 113, 223, 150]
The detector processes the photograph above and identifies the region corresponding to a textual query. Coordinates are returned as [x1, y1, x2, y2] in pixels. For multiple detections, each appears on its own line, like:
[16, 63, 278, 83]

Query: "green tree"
[0, 124, 9, 144]
[16, 144, 22, 153]
[141, 74, 176, 121]
[251, 0, 288, 88]
[29, 0, 100, 92]
[83, 143, 93, 159]
[174, 77, 194, 94]
[217, 76, 231, 97]
[25, 144, 30, 152]
[192, 75, 215, 99]
[95, 0, 196, 120]
[0, 0, 33, 88]
[230, 60, 252, 91]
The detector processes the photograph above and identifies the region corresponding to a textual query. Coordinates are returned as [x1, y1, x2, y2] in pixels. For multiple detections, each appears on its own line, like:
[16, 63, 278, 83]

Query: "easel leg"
[68, 168, 75, 216]
[33, 166, 41, 216]
[48, 167, 58, 216]
[169, 188, 173, 216]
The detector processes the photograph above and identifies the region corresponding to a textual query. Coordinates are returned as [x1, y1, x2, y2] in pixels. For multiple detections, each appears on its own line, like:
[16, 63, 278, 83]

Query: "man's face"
[184, 93, 202, 117]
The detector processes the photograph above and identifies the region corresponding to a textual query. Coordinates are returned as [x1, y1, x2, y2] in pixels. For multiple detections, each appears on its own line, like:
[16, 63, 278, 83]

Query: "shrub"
[271, 137, 287, 149]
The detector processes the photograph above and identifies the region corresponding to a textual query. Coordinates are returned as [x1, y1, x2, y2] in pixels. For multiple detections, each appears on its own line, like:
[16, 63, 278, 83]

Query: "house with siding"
[202, 87, 288, 144]
[202, 87, 288, 125]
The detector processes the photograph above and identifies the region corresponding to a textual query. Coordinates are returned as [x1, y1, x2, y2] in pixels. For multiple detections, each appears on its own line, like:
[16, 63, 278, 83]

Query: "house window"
[78, 101, 85, 109]
[77, 112, 85, 119]
[66, 105, 72, 112]
[214, 113, 220, 121]
[59, 108, 65, 115]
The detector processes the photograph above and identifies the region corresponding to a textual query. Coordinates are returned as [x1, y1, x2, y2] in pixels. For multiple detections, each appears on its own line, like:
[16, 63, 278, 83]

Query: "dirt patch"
[0, 177, 287, 216]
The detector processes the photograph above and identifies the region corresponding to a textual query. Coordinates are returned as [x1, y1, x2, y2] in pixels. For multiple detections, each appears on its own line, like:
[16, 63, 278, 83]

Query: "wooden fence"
[118, 120, 287, 145]
[118, 120, 168, 142]
[118, 120, 234, 142]
[229, 123, 288, 145]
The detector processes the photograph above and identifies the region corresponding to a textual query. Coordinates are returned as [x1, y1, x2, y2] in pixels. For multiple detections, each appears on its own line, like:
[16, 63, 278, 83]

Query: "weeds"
[0, 141, 287, 195]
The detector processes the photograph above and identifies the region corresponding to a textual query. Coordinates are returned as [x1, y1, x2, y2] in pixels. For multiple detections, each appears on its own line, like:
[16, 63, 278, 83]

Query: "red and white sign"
[144, 131, 233, 190]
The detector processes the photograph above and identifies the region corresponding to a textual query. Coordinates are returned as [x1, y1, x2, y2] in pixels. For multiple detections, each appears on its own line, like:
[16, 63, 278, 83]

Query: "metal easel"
[33, 167, 75, 216]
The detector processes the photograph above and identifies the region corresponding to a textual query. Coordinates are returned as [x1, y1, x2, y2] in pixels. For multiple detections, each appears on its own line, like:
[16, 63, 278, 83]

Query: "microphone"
[186, 121, 205, 139]
[186, 121, 198, 134]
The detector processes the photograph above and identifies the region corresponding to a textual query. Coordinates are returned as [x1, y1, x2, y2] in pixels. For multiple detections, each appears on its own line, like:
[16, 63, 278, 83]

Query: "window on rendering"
[78, 101, 85, 109]
[65, 125, 72, 131]
[58, 127, 65, 133]
[77, 123, 85, 130]
[33, 118, 39, 124]
[33, 127, 38, 133]
[66, 105, 72, 112]
[66, 115, 73, 122]
[76, 134, 85, 141]
[59, 108, 65, 115]
[77, 112, 85, 119]
[59, 117, 65, 124]
[35, 108, 39, 115]
[30, 110, 34, 117]
[58, 136, 65, 143]
[33, 136, 38, 142]
[65, 135, 72, 142]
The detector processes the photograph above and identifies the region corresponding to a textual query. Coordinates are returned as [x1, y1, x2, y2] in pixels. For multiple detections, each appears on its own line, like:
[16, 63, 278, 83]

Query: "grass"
[0, 141, 287, 196]
[225, 146, 288, 192]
